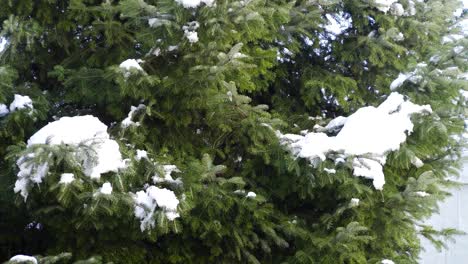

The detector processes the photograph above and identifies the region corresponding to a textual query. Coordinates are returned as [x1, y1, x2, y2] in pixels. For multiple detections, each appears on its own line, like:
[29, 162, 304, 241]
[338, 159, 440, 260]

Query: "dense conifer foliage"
[0, 0, 466, 263]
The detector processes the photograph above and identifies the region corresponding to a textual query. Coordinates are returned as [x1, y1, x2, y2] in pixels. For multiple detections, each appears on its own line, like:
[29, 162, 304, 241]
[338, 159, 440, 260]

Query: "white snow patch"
[324, 168, 336, 174]
[184, 31, 198, 43]
[325, 116, 347, 130]
[390, 64, 426, 90]
[453, 46, 464, 54]
[246, 191, 256, 198]
[381, 259, 395, 264]
[352, 158, 385, 190]
[14, 157, 49, 200]
[0, 103, 8, 117]
[168, 45, 178, 51]
[392, 32, 404, 42]
[183, 21, 200, 44]
[415, 191, 429, 197]
[100, 182, 113, 195]
[390, 3, 404, 16]
[335, 157, 346, 164]
[9, 94, 33, 112]
[411, 156, 424, 168]
[405, 0, 416, 16]
[461, 89, 468, 98]
[322, 12, 353, 40]
[122, 104, 145, 128]
[442, 34, 463, 44]
[324, 14, 348, 35]
[59, 173, 75, 184]
[390, 72, 412, 90]
[133, 185, 180, 231]
[277, 92, 431, 190]
[25, 115, 124, 178]
[232, 52, 247, 59]
[119, 59, 144, 77]
[373, 0, 398, 13]
[0, 37, 6, 53]
[153, 165, 182, 185]
[175, 0, 214, 8]
[135, 149, 148, 161]
[9, 255, 37, 264]
[350, 198, 360, 207]
[148, 18, 170, 28]
[14, 115, 124, 200]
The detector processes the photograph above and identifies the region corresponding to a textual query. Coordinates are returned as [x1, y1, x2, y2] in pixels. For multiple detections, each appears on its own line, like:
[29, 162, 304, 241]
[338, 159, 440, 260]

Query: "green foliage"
[0, 0, 466, 263]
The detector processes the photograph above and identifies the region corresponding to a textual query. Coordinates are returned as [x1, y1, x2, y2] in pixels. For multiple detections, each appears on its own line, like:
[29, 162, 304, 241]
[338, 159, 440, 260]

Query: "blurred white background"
[419, 151, 468, 264]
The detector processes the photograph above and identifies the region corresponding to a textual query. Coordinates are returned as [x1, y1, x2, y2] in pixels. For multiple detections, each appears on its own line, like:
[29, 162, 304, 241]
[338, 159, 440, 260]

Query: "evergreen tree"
[0, 0, 466, 263]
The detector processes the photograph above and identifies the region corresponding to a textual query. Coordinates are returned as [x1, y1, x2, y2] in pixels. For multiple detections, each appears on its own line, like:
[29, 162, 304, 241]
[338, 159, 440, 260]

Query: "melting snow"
[277, 92, 432, 190]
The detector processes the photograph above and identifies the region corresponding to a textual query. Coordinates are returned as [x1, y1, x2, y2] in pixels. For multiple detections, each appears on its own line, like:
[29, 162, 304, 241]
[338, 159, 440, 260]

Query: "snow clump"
[133, 186, 180, 231]
[14, 115, 124, 200]
[373, 0, 398, 13]
[350, 198, 360, 207]
[119, 59, 145, 77]
[100, 182, 113, 195]
[135, 149, 148, 161]
[390, 3, 404, 16]
[0, 103, 9, 117]
[9, 255, 38, 264]
[153, 165, 182, 185]
[59, 173, 75, 184]
[9, 94, 33, 112]
[276, 92, 432, 190]
[175, 0, 214, 8]
[246, 191, 257, 198]
[121, 104, 146, 128]
[183, 21, 200, 43]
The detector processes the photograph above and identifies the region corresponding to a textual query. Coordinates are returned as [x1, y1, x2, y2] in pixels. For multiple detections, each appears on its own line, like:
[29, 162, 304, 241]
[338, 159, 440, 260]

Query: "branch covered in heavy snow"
[277, 92, 432, 190]
[15, 116, 125, 200]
